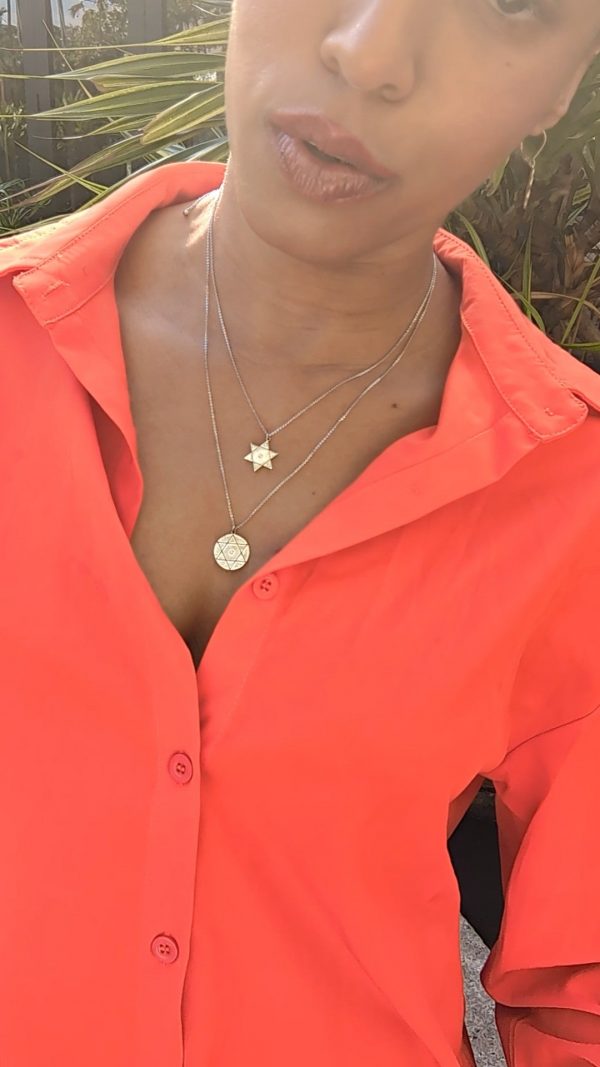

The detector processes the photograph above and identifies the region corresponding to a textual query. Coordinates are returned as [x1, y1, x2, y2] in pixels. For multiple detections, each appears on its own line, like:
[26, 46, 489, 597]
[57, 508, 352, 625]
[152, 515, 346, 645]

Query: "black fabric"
[448, 784, 504, 949]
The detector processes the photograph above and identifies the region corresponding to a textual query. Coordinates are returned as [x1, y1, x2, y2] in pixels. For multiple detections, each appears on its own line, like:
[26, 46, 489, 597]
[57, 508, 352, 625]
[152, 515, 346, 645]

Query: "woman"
[1, 1, 600, 1064]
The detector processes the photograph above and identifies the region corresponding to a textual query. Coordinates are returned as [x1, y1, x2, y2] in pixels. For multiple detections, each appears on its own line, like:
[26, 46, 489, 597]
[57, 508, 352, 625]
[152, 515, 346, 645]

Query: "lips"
[268, 110, 396, 181]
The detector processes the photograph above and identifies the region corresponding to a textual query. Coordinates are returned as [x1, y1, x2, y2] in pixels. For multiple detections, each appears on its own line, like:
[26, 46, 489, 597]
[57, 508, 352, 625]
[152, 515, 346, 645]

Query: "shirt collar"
[4, 160, 600, 570]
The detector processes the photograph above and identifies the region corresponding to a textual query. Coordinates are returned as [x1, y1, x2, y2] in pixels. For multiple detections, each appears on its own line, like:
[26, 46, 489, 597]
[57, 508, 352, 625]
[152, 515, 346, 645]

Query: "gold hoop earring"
[520, 130, 548, 210]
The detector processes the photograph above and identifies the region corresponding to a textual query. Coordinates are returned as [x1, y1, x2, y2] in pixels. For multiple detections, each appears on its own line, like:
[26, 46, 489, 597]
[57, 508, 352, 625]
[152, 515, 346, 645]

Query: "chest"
[116, 301, 444, 669]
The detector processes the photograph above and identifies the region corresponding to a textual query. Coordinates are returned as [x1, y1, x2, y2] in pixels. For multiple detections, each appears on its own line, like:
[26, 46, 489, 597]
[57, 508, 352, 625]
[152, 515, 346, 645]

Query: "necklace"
[197, 194, 439, 571]
[206, 184, 435, 473]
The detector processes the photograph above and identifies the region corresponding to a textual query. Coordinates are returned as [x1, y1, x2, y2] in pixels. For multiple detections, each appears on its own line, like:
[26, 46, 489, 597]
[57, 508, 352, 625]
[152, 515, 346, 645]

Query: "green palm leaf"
[47, 51, 225, 89]
[34, 81, 211, 121]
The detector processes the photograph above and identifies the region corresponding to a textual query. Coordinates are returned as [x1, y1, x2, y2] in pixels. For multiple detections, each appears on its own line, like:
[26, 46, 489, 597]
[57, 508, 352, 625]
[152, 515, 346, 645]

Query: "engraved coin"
[213, 532, 251, 571]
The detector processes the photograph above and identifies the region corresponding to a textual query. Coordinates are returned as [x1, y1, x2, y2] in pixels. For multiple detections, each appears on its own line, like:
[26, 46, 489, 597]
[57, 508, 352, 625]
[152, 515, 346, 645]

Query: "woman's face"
[224, 0, 600, 262]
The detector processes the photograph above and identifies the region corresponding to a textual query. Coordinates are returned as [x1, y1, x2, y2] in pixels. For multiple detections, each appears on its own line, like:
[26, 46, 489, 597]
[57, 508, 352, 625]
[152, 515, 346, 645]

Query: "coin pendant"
[213, 532, 250, 571]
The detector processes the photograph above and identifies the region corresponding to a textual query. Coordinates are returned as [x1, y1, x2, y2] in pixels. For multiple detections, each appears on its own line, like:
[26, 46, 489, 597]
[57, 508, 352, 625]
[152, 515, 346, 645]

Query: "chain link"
[201, 190, 438, 535]
[208, 183, 436, 443]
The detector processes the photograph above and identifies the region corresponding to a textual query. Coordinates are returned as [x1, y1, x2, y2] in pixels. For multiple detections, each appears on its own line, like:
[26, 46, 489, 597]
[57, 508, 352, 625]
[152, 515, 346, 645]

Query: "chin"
[255, 204, 375, 266]
[229, 151, 401, 267]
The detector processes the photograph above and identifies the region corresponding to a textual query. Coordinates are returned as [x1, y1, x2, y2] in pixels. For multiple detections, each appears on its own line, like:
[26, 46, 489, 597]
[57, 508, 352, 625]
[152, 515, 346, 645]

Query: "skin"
[197, 0, 600, 377]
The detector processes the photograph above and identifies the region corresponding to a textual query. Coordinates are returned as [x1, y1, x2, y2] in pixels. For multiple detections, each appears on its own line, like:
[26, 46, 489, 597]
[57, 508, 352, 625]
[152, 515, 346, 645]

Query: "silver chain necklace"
[205, 184, 436, 474]
[187, 190, 438, 572]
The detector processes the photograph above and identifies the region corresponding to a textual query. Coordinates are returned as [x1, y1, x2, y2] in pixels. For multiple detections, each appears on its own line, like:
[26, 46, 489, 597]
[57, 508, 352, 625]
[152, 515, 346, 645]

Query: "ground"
[461, 917, 506, 1066]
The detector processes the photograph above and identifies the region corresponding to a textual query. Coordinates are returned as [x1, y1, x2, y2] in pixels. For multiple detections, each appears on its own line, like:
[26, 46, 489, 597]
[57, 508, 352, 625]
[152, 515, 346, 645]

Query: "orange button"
[252, 573, 279, 600]
[168, 751, 193, 784]
[150, 934, 179, 964]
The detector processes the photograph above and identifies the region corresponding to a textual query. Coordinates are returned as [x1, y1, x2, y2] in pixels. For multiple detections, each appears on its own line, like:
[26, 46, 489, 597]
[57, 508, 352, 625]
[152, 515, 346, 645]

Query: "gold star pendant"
[244, 440, 278, 472]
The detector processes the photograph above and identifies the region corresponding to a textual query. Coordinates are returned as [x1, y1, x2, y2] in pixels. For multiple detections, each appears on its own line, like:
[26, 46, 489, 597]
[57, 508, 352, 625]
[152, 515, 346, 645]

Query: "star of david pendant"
[244, 440, 278, 472]
[213, 532, 251, 571]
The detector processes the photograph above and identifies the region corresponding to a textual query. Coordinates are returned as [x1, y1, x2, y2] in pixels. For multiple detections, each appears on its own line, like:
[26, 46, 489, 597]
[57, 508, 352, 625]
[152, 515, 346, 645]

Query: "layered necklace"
[183, 189, 438, 571]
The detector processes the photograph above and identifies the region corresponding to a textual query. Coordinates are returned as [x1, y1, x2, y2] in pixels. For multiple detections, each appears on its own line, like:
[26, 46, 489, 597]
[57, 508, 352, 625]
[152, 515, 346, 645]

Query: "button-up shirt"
[1, 160, 599, 1067]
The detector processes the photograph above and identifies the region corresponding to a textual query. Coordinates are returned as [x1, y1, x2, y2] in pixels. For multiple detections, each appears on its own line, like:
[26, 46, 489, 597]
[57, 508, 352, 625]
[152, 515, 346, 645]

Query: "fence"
[1, 0, 169, 194]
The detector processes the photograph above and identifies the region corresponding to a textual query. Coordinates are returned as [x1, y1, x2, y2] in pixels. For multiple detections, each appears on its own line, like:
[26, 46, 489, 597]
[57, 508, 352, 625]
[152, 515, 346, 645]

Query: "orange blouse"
[1, 160, 599, 1067]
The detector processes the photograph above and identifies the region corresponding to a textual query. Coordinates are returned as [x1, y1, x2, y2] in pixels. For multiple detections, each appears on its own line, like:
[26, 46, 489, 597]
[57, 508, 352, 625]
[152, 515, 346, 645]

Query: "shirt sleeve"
[479, 552, 600, 1065]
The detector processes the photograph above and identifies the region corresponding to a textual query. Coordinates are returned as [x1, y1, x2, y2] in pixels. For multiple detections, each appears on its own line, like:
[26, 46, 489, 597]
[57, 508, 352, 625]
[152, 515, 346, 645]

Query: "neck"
[187, 169, 463, 375]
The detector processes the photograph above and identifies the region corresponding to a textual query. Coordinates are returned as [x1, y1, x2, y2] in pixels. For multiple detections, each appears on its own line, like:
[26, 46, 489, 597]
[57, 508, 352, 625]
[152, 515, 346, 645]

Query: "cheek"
[225, 6, 294, 126]
[417, 58, 563, 199]
[228, 0, 317, 77]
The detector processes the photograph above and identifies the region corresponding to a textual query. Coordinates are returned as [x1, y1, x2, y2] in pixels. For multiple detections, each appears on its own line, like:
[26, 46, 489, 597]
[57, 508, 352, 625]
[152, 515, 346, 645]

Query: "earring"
[520, 130, 548, 210]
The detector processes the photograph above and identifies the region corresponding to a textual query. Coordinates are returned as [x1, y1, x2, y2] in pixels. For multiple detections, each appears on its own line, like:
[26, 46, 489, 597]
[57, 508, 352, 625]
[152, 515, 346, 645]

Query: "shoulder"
[0, 161, 222, 288]
[436, 228, 600, 421]
[0, 165, 213, 329]
[113, 199, 197, 310]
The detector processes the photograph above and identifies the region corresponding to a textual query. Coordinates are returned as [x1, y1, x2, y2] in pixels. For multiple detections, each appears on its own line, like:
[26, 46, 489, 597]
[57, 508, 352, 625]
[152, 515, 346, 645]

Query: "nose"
[320, 0, 419, 103]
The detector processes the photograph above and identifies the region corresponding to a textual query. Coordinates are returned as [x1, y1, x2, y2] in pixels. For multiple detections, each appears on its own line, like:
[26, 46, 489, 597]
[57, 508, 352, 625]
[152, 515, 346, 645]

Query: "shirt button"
[252, 573, 279, 600]
[167, 751, 193, 784]
[150, 934, 179, 964]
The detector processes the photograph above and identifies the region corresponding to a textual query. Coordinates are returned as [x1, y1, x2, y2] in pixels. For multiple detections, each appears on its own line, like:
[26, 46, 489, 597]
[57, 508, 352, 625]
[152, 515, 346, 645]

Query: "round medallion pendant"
[213, 532, 251, 571]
